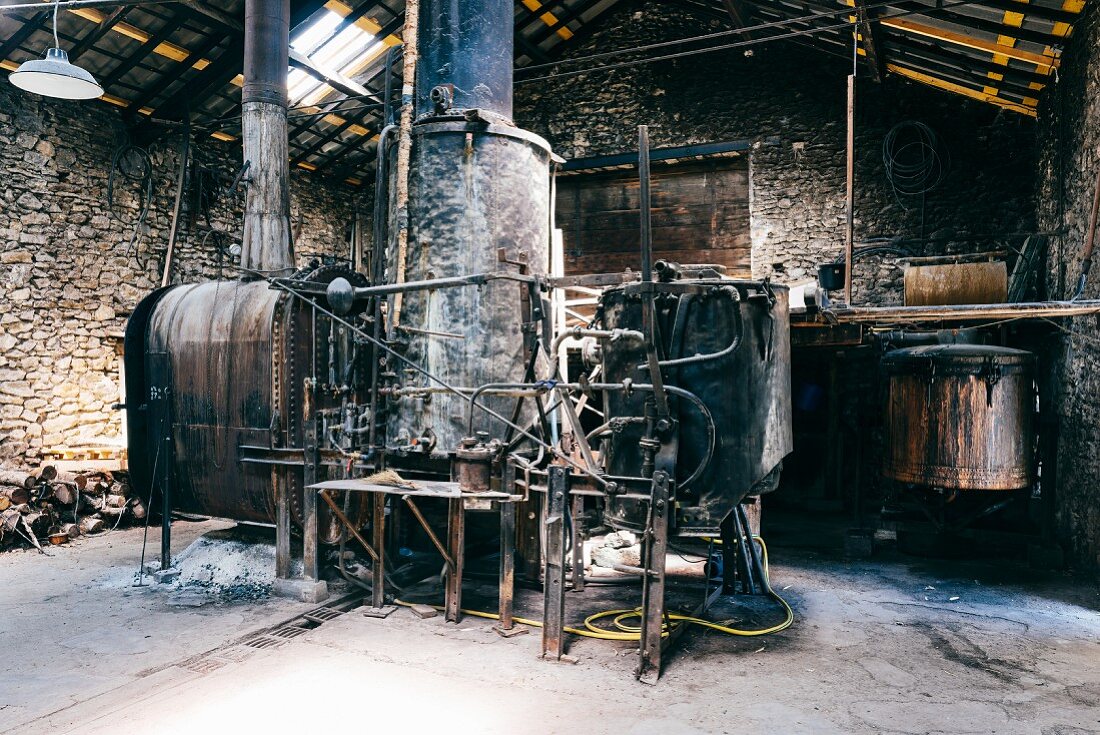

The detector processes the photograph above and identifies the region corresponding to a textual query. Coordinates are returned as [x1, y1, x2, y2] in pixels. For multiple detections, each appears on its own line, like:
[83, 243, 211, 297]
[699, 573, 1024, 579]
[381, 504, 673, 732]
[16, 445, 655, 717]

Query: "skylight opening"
[287, 8, 379, 106]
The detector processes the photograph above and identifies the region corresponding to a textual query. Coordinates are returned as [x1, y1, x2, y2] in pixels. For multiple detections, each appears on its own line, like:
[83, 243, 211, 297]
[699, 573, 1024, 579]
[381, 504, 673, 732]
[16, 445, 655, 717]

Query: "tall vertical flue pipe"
[241, 0, 293, 274]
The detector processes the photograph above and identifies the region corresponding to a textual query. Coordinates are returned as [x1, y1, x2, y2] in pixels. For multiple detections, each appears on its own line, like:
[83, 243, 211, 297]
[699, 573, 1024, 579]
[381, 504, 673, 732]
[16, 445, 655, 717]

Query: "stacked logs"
[0, 466, 146, 551]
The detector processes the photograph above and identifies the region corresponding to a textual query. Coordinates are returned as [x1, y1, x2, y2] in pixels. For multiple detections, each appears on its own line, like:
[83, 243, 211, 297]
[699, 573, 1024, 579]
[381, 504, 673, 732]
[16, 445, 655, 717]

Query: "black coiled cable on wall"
[882, 120, 950, 207]
[106, 143, 154, 268]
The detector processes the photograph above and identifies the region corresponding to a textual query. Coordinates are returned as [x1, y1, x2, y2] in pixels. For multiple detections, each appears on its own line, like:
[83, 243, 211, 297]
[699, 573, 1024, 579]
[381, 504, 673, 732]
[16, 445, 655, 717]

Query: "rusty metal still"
[882, 344, 1035, 491]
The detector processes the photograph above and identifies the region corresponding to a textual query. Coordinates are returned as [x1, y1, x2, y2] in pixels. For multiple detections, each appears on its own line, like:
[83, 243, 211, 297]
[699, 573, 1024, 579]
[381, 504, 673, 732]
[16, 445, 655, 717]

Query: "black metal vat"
[596, 279, 793, 536]
[882, 344, 1035, 491]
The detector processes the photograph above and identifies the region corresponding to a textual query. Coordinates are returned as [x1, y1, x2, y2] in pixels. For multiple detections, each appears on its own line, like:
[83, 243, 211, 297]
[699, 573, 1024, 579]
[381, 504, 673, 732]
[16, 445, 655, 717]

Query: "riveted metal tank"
[597, 279, 793, 536]
[124, 268, 368, 538]
[384, 0, 553, 457]
[882, 344, 1035, 490]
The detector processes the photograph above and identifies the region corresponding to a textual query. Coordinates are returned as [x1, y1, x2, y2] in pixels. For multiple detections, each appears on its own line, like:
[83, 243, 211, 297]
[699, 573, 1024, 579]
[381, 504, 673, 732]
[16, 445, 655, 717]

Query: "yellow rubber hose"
[394, 536, 793, 639]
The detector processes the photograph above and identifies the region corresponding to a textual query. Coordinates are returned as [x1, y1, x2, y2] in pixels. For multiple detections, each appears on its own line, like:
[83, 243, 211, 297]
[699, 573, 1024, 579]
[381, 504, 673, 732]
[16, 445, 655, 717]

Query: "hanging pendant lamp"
[8, 2, 104, 100]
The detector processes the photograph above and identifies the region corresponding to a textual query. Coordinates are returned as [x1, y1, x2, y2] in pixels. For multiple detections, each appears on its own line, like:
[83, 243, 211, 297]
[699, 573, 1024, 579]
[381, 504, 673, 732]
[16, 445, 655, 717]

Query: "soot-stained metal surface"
[386, 121, 552, 454]
[126, 268, 369, 538]
[599, 279, 793, 536]
[883, 344, 1035, 491]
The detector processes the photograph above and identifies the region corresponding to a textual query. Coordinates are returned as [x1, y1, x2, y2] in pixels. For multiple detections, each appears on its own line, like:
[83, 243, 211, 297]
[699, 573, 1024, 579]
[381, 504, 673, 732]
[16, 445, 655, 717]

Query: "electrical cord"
[394, 535, 793, 640]
[882, 121, 950, 207]
[106, 143, 154, 268]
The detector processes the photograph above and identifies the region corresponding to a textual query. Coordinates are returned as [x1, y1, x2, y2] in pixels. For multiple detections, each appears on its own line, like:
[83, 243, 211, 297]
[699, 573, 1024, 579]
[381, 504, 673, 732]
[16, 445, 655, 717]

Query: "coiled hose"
[395, 536, 793, 640]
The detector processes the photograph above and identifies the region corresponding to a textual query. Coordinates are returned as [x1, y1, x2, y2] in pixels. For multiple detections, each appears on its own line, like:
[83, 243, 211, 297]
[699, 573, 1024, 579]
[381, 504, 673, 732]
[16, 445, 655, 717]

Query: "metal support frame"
[275, 468, 291, 578]
[365, 493, 394, 614]
[494, 460, 523, 636]
[445, 496, 466, 623]
[541, 466, 569, 660]
[719, 511, 741, 594]
[571, 494, 585, 592]
[637, 470, 670, 684]
[302, 379, 320, 580]
[159, 426, 173, 571]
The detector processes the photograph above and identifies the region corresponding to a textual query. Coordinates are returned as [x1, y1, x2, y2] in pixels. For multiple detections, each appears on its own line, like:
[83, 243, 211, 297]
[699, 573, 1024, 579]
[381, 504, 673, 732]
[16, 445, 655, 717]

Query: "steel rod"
[831, 300, 1100, 324]
[319, 490, 379, 562]
[844, 72, 855, 305]
[0, 0, 176, 13]
[403, 496, 455, 570]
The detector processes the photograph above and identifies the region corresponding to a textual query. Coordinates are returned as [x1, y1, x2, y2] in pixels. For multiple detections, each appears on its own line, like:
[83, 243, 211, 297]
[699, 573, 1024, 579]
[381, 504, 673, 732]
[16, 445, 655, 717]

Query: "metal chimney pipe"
[415, 0, 513, 121]
[240, 0, 293, 274]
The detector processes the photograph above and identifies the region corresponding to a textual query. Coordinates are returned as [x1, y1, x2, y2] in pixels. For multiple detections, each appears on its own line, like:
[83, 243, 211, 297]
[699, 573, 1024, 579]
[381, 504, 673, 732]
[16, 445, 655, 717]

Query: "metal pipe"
[264, 274, 611, 488]
[639, 126, 654, 283]
[639, 286, 744, 369]
[160, 113, 189, 287]
[549, 327, 644, 377]
[240, 0, 292, 274]
[843, 71, 856, 305]
[636, 125, 669, 421]
[830, 299, 1100, 324]
[415, 0, 514, 120]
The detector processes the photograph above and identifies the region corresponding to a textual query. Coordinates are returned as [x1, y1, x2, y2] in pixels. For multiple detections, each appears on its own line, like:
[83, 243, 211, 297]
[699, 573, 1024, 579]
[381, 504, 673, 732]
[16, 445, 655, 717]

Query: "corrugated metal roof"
[0, 0, 1087, 186]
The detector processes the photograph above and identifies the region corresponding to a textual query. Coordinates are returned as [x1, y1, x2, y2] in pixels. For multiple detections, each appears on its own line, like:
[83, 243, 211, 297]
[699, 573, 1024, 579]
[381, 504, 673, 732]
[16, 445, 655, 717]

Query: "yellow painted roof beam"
[883, 17, 1058, 71]
[520, 0, 573, 40]
[324, 0, 402, 46]
[887, 63, 1037, 116]
[62, 5, 210, 69]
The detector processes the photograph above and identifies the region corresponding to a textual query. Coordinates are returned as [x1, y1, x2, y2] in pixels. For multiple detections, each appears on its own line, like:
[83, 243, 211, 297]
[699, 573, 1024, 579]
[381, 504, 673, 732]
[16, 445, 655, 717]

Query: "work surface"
[3, 516, 1098, 734]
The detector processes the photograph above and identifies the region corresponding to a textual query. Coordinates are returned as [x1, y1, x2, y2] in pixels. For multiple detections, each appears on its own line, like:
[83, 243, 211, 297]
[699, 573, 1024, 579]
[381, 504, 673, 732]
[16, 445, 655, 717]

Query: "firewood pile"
[0, 465, 146, 552]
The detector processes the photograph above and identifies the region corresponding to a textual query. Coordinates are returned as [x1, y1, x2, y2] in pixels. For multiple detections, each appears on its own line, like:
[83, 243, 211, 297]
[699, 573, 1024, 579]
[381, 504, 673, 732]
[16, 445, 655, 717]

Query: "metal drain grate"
[217, 646, 256, 662]
[184, 657, 229, 674]
[244, 635, 287, 650]
[303, 607, 344, 624]
[271, 625, 310, 639]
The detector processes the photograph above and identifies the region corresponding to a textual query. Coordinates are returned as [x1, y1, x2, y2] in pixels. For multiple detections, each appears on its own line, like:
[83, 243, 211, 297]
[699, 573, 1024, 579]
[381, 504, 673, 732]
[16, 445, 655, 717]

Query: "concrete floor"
[3, 516, 1099, 734]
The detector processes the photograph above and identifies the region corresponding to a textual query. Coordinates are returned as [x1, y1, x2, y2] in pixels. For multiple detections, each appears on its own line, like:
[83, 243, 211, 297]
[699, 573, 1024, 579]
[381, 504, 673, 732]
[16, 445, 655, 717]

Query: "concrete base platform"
[273, 577, 330, 603]
[4, 514, 1100, 735]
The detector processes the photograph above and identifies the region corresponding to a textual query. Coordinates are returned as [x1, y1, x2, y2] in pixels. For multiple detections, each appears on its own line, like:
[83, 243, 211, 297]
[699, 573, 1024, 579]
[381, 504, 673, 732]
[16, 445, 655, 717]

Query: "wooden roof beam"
[291, 107, 380, 165]
[854, 0, 885, 82]
[128, 31, 225, 112]
[0, 10, 50, 62]
[98, 19, 183, 93]
[68, 6, 127, 61]
[720, 0, 755, 35]
[882, 16, 1057, 71]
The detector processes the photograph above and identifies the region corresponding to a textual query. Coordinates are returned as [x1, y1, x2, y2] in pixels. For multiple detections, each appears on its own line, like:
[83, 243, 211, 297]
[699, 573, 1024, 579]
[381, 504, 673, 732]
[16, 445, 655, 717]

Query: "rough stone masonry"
[514, 0, 1037, 305]
[0, 81, 359, 464]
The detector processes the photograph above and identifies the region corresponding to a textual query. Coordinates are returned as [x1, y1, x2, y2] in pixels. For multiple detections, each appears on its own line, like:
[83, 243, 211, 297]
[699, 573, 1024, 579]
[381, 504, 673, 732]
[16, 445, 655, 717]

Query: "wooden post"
[844, 73, 856, 306]
[389, 0, 420, 330]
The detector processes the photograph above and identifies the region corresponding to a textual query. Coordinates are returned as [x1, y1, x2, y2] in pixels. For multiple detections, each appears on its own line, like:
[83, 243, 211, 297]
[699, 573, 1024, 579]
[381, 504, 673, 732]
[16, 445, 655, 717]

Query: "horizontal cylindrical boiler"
[124, 267, 369, 537]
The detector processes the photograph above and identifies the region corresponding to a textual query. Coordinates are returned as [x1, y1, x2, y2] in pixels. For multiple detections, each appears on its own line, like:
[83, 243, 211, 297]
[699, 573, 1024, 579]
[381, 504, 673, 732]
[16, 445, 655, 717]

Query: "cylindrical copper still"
[882, 345, 1035, 491]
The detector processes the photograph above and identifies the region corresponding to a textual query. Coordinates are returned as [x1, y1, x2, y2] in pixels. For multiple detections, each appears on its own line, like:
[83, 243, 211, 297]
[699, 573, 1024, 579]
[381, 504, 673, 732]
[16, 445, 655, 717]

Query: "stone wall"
[0, 80, 361, 465]
[514, 0, 1037, 305]
[1036, 5, 1100, 571]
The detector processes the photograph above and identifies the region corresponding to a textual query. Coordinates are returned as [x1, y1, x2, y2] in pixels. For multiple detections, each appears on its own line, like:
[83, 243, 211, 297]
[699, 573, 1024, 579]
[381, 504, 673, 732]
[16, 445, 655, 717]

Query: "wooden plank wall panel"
[556, 158, 751, 277]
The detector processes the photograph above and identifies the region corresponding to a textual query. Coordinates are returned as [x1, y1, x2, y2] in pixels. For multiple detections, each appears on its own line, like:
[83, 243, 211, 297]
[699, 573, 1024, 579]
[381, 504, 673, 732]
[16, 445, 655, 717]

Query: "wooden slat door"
[556, 158, 751, 277]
